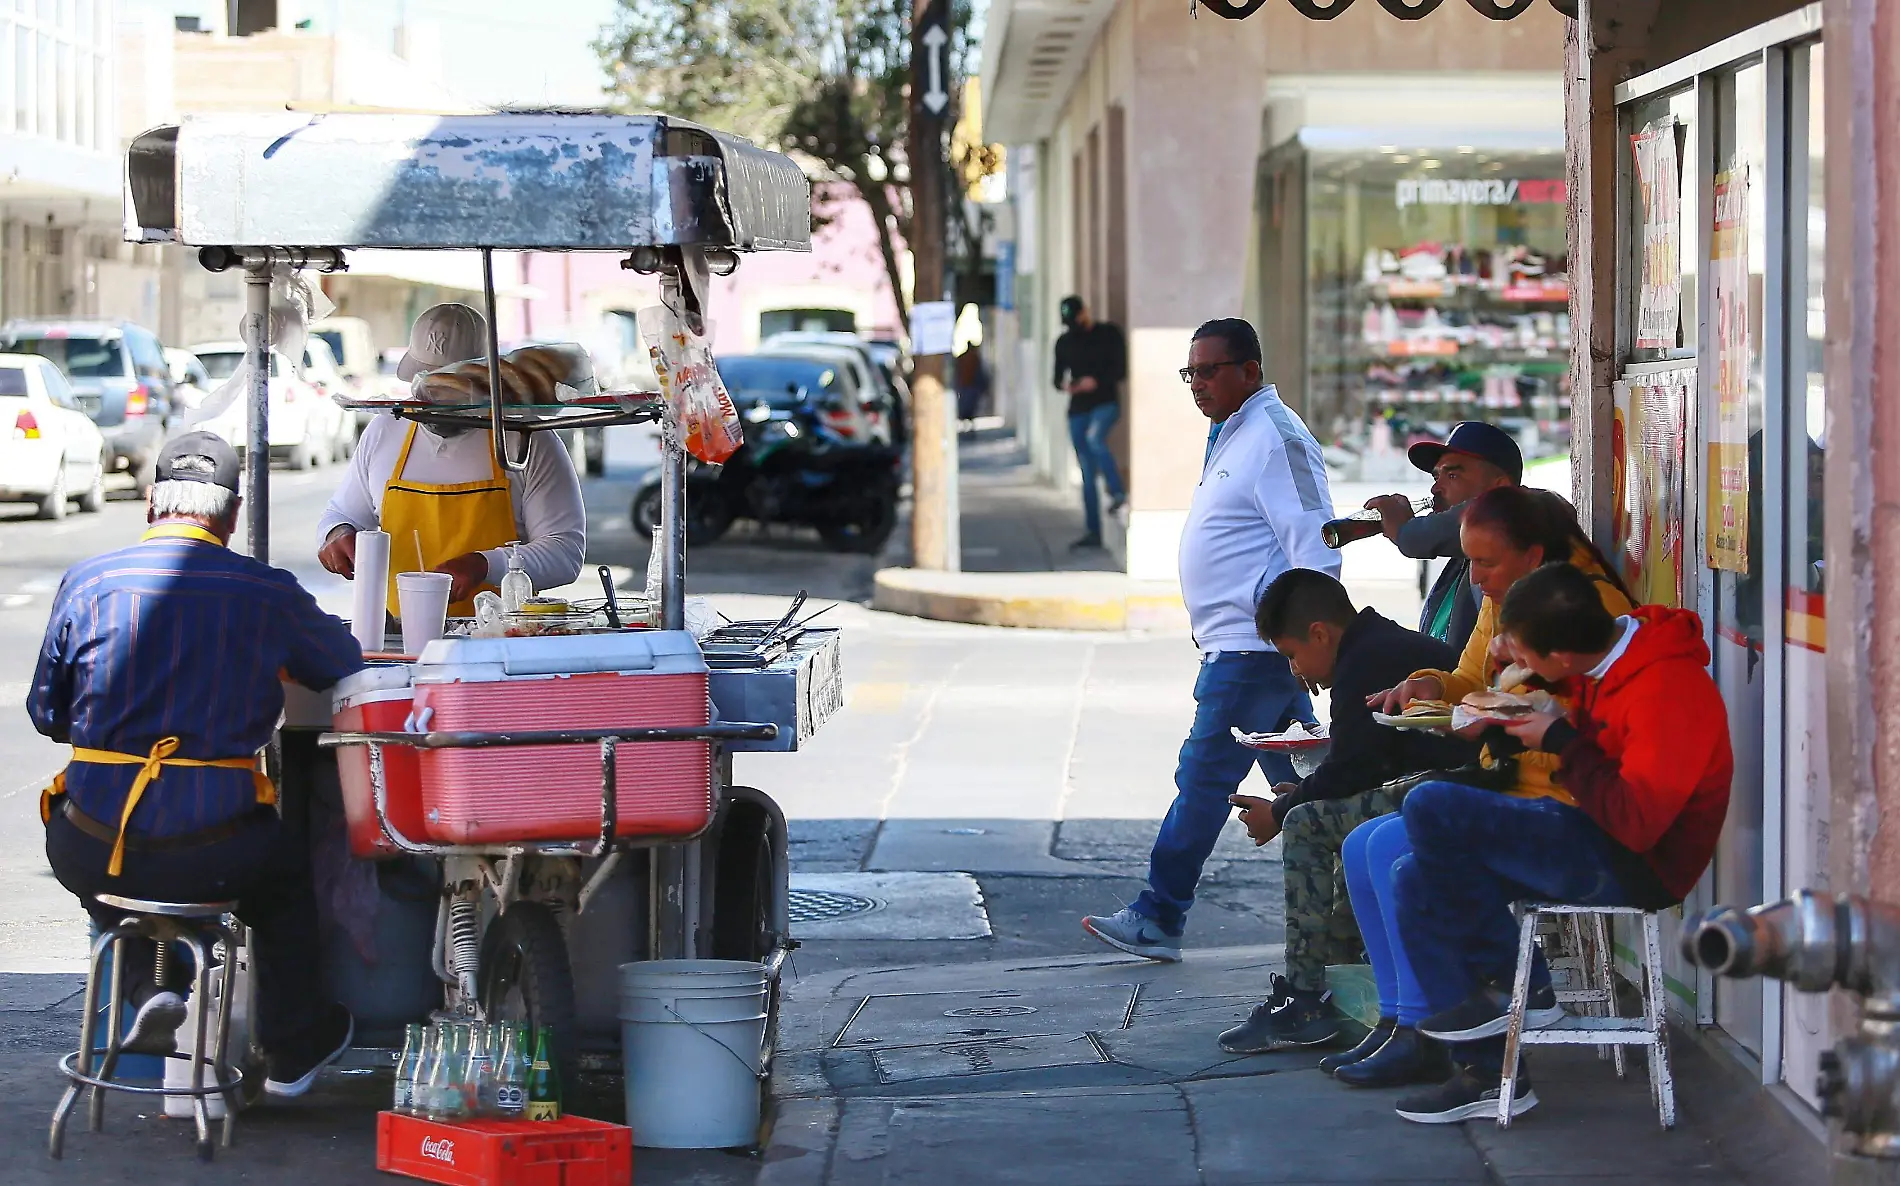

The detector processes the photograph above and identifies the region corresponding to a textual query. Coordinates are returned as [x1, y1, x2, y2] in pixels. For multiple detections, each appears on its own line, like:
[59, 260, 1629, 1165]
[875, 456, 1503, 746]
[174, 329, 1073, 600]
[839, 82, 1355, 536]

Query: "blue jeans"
[1394, 782, 1636, 1068]
[1135, 651, 1312, 936]
[1069, 403, 1126, 539]
[1342, 813, 1428, 1026]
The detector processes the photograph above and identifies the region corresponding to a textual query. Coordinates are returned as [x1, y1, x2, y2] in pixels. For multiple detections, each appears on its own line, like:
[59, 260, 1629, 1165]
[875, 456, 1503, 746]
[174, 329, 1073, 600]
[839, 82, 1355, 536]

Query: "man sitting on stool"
[31, 432, 363, 1098]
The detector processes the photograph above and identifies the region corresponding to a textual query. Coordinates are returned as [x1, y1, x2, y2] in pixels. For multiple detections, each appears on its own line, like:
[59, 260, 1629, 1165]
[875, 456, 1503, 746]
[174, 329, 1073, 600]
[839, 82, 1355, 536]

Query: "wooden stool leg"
[90, 929, 132, 1133]
[1642, 913, 1677, 1129]
[1498, 910, 1540, 1129]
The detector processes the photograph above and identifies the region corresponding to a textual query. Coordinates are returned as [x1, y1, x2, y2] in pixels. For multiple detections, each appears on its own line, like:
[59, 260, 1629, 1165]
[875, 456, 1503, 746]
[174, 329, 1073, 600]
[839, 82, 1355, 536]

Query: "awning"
[1197, 0, 1575, 19]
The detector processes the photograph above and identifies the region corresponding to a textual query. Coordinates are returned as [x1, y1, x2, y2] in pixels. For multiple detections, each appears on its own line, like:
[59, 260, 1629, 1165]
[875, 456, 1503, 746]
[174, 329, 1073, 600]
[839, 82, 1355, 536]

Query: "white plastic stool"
[1499, 903, 1674, 1130]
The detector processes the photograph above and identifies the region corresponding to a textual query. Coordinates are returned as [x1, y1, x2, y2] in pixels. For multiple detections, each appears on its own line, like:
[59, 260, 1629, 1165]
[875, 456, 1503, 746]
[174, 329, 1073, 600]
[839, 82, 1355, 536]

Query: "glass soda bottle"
[393, 1023, 424, 1114]
[1321, 495, 1434, 549]
[525, 1026, 561, 1121]
[418, 1025, 451, 1119]
[463, 1023, 496, 1117]
[492, 1025, 529, 1119]
[428, 1024, 471, 1120]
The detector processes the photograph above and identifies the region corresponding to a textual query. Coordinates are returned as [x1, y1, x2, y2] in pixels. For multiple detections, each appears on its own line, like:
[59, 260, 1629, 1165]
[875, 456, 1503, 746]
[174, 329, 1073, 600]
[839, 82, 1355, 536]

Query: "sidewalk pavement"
[873, 428, 1438, 631]
[757, 943, 1829, 1186]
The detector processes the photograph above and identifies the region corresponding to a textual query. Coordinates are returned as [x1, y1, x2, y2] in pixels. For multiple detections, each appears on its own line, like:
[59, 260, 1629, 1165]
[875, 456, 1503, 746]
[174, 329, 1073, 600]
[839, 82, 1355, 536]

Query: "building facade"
[982, 0, 1569, 578]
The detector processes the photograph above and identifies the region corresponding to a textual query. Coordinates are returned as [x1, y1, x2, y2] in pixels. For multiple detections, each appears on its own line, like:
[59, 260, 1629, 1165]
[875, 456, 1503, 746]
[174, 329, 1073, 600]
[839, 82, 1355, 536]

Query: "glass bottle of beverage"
[393, 1023, 424, 1114]
[1321, 495, 1434, 549]
[492, 1025, 528, 1119]
[418, 1025, 451, 1120]
[429, 1024, 471, 1120]
[525, 1026, 561, 1121]
[465, 1023, 498, 1117]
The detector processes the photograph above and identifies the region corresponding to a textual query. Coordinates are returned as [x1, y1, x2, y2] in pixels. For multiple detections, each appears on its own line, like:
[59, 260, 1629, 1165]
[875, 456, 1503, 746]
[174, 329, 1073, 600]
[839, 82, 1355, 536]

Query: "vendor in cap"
[316, 302, 586, 618]
[31, 431, 363, 1096]
[1361, 421, 1523, 652]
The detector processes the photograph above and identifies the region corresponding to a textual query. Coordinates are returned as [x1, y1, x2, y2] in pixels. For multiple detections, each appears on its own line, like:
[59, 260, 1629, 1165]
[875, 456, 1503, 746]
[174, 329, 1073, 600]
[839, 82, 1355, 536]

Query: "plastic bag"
[181, 266, 333, 440]
[637, 304, 742, 464]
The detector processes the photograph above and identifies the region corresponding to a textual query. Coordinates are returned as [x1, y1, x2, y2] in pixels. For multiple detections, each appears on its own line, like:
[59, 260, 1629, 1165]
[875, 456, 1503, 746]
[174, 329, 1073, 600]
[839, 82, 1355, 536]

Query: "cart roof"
[125, 112, 811, 253]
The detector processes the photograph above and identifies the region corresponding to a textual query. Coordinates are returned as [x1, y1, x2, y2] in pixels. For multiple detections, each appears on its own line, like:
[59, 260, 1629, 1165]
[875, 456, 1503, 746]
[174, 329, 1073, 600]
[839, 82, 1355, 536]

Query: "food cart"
[121, 112, 839, 1114]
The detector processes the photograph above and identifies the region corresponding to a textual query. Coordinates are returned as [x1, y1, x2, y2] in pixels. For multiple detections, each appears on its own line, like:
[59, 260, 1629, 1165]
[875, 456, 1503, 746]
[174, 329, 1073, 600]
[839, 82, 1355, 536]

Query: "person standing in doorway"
[1052, 295, 1127, 550]
[1082, 318, 1340, 961]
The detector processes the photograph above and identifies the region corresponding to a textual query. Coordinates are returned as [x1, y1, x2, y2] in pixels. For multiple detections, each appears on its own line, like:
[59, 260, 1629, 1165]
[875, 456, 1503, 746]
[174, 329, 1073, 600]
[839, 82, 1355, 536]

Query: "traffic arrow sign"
[922, 23, 949, 115]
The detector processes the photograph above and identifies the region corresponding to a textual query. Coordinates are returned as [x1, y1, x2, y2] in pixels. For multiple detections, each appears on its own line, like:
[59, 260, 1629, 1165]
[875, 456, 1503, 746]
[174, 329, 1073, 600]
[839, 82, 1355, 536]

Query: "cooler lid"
[412, 630, 709, 682]
[332, 663, 414, 710]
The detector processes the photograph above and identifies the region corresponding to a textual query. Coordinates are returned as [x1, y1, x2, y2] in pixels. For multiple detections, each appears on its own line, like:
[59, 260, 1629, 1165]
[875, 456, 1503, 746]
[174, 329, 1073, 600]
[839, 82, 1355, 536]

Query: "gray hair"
[149, 479, 237, 522]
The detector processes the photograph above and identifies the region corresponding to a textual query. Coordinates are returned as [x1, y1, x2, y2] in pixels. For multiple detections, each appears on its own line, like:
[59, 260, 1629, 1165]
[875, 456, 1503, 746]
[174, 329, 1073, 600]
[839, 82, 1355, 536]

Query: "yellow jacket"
[1409, 545, 1635, 803]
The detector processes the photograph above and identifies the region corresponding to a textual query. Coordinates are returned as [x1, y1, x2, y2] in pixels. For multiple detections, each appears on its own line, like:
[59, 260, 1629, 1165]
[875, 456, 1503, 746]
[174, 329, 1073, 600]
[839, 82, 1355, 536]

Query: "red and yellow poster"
[1612, 372, 1690, 607]
[1706, 166, 1752, 573]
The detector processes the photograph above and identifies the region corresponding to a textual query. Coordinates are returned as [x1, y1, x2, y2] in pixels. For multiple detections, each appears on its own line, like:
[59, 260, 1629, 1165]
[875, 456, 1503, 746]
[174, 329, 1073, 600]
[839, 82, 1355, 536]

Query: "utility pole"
[908, 0, 959, 572]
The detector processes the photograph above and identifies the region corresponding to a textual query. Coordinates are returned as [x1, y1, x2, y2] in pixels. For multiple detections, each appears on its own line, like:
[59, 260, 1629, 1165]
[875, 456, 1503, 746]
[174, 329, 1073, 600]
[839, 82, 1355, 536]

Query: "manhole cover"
[789, 888, 880, 924]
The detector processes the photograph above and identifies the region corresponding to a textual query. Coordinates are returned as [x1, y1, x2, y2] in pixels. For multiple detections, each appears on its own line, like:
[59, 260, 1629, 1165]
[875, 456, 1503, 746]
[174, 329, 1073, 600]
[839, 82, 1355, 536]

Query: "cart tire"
[711, 802, 776, 963]
[478, 902, 578, 1080]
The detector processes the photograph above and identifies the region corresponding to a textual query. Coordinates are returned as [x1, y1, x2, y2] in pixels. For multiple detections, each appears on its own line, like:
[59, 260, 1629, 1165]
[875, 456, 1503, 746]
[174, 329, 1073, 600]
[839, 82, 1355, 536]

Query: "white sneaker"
[1082, 907, 1182, 962]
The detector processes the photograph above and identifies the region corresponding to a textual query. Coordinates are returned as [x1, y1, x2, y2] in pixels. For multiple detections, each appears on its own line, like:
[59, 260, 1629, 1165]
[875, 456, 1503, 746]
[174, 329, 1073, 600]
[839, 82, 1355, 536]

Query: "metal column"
[242, 266, 272, 562]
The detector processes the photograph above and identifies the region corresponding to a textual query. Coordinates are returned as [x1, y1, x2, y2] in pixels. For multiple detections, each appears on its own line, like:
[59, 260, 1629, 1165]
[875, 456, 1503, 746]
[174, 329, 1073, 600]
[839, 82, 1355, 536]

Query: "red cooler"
[332, 665, 428, 858]
[410, 632, 713, 845]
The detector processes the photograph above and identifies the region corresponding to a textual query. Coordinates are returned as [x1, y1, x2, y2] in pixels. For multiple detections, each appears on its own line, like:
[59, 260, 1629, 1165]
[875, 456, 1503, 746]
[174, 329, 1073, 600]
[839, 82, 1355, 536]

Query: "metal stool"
[1499, 903, 1674, 1130]
[50, 895, 245, 1162]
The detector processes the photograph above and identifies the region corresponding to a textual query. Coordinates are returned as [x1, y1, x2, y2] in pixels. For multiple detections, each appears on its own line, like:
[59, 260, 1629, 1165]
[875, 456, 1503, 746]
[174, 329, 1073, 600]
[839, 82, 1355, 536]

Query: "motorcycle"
[632, 392, 902, 553]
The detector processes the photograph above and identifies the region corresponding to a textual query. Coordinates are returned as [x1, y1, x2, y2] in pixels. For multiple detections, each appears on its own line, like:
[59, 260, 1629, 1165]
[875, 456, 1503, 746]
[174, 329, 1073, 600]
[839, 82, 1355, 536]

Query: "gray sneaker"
[121, 990, 187, 1056]
[1082, 907, 1182, 962]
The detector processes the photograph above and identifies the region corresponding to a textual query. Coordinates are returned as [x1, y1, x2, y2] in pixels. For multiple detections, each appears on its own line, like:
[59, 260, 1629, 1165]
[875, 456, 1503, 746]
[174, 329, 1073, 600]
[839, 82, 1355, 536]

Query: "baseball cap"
[1408, 421, 1524, 484]
[396, 302, 488, 381]
[156, 431, 241, 492]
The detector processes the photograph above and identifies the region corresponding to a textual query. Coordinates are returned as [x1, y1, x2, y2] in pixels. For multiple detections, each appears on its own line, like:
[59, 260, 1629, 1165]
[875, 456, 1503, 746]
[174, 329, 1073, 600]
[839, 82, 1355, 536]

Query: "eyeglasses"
[1179, 360, 1244, 384]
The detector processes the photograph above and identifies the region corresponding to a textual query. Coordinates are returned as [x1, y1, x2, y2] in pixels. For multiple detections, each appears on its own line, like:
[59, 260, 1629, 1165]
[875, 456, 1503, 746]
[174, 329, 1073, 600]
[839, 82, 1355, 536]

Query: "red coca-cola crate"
[376, 1111, 633, 1186]
[411, 632, 713, 845]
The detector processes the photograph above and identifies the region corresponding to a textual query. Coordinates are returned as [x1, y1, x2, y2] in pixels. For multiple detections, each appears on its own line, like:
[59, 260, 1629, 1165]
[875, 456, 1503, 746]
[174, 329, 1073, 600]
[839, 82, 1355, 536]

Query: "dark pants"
[1135, 651, 1310, 936]
[1393, 781, 1646, 1070]
[46, 808, 332, 1056]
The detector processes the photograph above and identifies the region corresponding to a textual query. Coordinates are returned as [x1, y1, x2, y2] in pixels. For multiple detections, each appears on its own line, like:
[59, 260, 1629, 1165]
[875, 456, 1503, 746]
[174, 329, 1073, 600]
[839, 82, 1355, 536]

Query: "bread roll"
[506, 353, 559, 402]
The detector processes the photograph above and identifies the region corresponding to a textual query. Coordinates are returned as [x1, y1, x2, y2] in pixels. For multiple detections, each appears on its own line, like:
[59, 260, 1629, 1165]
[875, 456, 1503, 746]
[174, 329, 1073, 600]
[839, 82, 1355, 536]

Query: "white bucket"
[618, 959, 768, 1149]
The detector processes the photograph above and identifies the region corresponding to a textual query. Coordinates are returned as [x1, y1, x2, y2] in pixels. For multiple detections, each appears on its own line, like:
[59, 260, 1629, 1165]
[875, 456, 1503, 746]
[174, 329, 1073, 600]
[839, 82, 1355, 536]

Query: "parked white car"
[190, 342, 343, 469]
[0, 353, 107, 518]
[298, 337, 358, 457]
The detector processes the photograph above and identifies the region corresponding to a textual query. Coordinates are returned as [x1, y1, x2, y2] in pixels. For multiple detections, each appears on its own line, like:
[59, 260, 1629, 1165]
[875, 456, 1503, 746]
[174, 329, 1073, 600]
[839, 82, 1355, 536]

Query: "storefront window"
[1289, 146, 1569, 465]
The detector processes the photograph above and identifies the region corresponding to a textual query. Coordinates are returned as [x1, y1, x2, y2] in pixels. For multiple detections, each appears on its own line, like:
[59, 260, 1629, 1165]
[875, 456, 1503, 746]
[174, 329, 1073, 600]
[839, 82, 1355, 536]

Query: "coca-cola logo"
[420, 1136, 456, 1165]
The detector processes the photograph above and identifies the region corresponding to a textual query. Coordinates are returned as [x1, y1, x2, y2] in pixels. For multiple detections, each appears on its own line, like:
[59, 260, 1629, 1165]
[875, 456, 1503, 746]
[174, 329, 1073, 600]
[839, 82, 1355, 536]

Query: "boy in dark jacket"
[1220, 569, 1473, 1054]
[1388, 562, 1732, 1124]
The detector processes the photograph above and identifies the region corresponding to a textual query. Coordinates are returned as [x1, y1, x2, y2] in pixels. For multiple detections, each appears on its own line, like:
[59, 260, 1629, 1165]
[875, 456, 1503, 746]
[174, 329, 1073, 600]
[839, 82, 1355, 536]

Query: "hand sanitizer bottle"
[500, 542, 533, 613]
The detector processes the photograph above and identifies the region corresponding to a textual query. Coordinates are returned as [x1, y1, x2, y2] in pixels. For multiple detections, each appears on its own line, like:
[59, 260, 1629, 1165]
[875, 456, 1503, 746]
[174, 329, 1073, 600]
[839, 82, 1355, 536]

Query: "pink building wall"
[497, 183, 902, 355]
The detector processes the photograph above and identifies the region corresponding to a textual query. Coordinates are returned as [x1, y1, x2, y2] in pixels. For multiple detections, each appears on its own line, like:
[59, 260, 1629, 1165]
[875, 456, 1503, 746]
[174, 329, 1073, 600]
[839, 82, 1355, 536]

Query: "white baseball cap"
[396, 302, 489, 381]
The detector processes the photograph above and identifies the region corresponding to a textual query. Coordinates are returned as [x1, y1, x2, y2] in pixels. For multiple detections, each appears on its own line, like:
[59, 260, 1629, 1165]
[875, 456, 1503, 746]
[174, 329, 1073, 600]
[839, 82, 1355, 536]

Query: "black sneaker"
[1070, 534, 1105, 552]
[1319, 1017, 1395, 1075]
[1334, 1025, 1454, 1089]
[1108, 495, 1127, 514]
[1419, 984, 1565, 1042]
[1395, 1066, 1537, 1124]
[264, 1003, 354, 1098]
[1216, 974, 1298, 1053]
[1218, 987, 1340, 1054]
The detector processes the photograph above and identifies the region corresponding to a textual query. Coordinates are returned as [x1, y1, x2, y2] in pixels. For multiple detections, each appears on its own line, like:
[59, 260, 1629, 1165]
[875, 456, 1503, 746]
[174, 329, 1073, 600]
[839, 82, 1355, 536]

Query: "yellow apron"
[39, 523, 274, 877]
[380, 422, 517, 619]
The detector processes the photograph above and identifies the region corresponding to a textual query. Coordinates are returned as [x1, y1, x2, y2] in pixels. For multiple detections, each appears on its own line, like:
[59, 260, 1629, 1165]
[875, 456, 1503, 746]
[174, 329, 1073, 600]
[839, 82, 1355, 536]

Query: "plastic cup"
[396, 571, 453, 655]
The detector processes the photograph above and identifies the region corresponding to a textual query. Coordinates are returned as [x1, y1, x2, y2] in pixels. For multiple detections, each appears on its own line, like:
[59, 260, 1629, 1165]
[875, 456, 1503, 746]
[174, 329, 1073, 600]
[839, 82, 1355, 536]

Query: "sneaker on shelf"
[121, 990, 188, 1056]
[1395, 1065, 1537, 1125]
[1081, 907, 1181, 963]
[265, 1003, 355, 1098]
[1419, 983, 1565, 1043]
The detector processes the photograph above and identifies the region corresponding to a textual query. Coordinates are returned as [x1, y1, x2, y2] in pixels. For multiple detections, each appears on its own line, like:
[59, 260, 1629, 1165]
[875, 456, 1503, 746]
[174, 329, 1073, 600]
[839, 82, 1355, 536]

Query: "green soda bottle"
[524, 1026, 561, 1121]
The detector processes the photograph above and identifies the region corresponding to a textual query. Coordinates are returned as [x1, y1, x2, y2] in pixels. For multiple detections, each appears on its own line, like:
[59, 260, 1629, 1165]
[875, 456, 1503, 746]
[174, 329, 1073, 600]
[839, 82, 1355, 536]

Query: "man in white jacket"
[1084, 318, 1341, 961]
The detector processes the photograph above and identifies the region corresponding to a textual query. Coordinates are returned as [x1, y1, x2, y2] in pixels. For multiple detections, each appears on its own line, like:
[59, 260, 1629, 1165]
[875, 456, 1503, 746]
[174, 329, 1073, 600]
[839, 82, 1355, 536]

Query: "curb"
[871, 567, 1188, 632]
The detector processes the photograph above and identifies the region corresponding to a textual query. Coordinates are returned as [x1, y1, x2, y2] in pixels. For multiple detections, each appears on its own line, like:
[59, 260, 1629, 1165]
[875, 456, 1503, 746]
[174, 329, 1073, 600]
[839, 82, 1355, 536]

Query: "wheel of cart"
[126, 110, 841, 1135]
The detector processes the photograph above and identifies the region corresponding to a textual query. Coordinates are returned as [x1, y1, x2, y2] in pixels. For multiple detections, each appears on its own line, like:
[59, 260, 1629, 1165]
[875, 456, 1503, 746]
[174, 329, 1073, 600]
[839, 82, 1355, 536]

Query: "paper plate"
[1373, 712, 1454, 731]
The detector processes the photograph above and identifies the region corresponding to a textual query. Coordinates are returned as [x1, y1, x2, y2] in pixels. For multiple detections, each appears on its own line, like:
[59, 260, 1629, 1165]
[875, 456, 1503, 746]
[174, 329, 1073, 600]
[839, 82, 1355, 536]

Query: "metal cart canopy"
[125, 113, 811, 252]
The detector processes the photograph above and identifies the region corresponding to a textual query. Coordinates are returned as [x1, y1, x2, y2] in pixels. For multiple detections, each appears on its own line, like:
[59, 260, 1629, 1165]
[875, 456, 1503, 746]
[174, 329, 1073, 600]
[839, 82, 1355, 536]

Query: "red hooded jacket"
[1556, 606, 1733, 905]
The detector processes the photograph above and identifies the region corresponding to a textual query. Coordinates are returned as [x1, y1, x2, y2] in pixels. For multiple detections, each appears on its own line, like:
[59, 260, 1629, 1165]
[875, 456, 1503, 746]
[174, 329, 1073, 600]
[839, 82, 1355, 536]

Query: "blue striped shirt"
[28, 528, 365, 837]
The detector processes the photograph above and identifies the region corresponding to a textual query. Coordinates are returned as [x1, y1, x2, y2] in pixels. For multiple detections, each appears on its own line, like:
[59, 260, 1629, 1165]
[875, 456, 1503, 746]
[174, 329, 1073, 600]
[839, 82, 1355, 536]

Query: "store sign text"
[1395, 178, 1568, 210]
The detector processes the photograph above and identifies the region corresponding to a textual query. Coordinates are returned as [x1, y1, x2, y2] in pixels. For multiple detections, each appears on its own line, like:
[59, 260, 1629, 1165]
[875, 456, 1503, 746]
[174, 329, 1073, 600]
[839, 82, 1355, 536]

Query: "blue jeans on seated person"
[1134, 650, 1310, 937]
[1393, 781, 1643, 1069]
